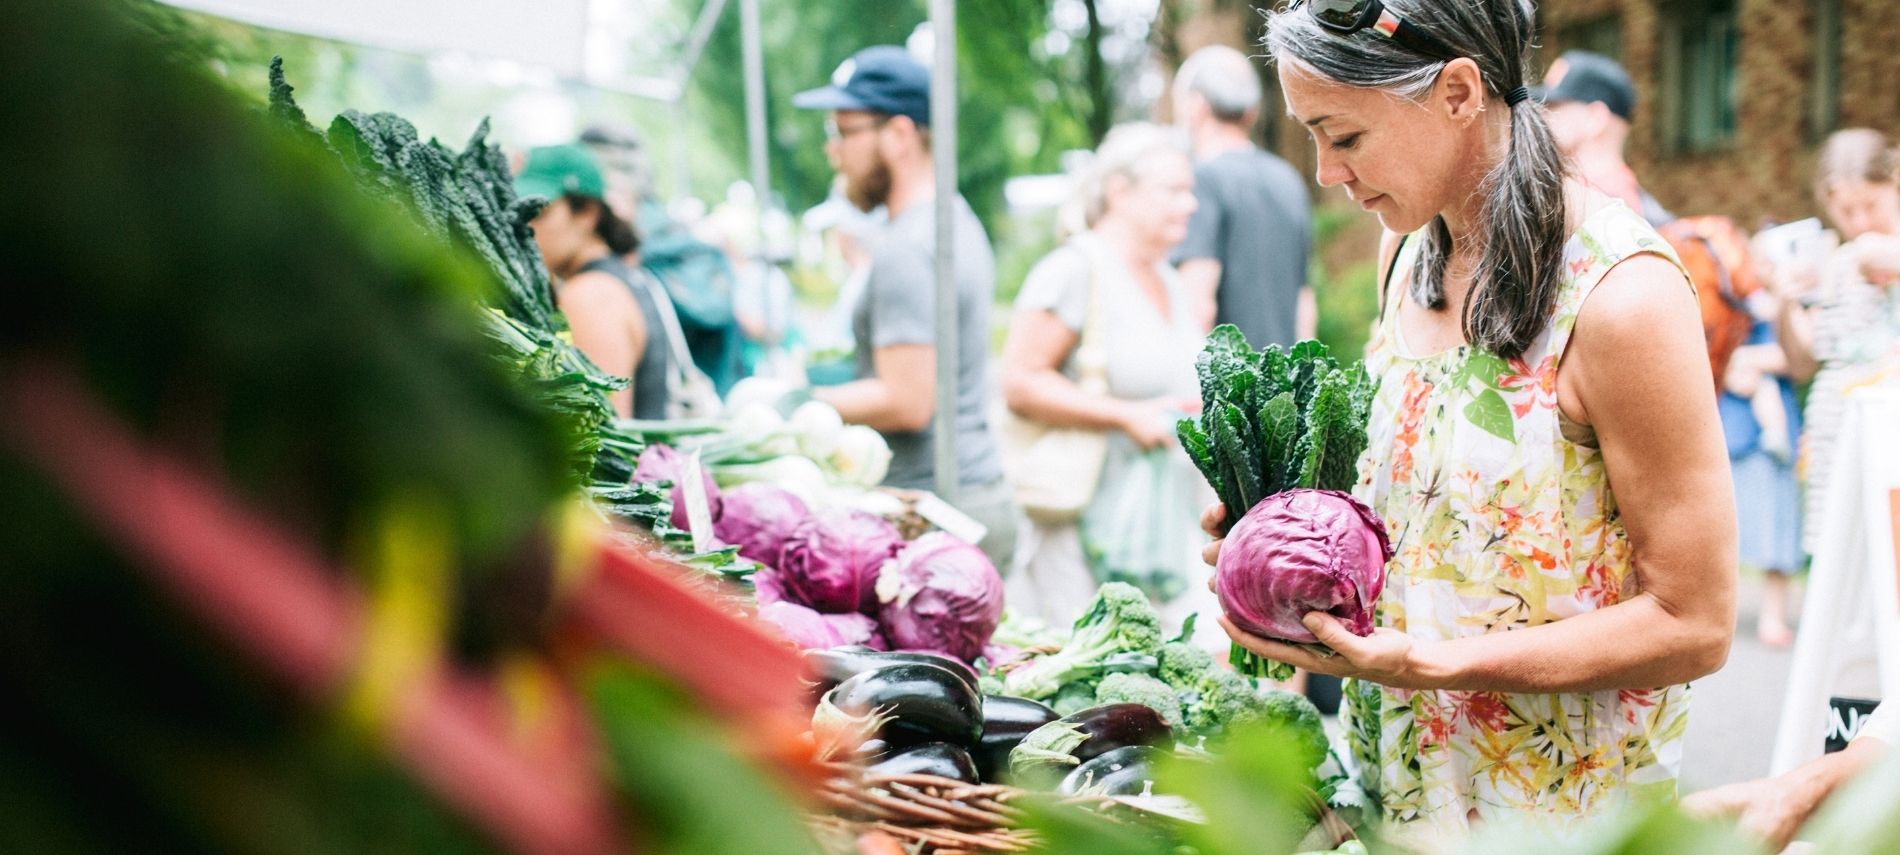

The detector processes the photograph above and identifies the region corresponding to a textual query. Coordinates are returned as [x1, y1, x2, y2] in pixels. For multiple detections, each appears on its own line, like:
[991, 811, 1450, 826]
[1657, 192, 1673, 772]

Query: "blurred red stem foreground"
[1, 360, 814, 854]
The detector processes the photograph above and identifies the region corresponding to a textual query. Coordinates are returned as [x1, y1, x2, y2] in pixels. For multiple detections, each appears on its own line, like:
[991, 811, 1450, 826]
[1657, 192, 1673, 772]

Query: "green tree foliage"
[686, 0, 1098, 230]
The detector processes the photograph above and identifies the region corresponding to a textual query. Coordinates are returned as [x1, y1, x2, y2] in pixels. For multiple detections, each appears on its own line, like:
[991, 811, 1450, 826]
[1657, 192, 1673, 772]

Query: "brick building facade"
[1536, 0, 1899, 225]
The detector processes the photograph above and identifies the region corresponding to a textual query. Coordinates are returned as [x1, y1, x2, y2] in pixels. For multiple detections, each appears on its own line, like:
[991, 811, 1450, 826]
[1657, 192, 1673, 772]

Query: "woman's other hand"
[1199, 501, 1227, 567]
[1117, 397, 1182, 450]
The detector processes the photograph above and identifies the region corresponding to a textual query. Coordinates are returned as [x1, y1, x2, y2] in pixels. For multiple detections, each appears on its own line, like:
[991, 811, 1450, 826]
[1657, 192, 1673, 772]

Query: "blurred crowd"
[510, 42, 1320, 657]
[515, 41, 1900, 771]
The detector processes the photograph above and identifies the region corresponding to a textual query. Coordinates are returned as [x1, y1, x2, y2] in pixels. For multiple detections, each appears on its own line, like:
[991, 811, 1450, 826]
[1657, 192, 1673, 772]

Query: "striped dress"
[1799, 254, 1900, 554]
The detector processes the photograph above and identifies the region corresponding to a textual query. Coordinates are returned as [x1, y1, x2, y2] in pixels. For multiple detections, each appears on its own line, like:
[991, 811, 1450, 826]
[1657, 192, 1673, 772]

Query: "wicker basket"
[814, 763, 1037, 853]
[812, 761, 1357, 854]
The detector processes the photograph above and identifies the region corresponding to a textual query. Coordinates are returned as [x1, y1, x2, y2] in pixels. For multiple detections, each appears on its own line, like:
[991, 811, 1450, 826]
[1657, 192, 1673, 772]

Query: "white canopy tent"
[163, 0, 965, 500]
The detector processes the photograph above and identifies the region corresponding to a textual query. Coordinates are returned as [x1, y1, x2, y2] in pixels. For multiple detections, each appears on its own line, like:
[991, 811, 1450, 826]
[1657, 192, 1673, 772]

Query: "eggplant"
[973, 695, 1059, 782]
[1007, 703, 1174, 788]
[814, 663, 983, 755]
[866, 741, 981, 784]
[1057, 745, 1165, 796]
[804, 647, 981, 698]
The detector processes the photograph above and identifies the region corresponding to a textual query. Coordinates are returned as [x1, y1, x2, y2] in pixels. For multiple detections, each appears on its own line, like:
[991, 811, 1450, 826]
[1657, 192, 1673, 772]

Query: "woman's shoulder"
[560, 269, 642, 315]
[1567, 185, 1680, 263]
[1017, 240, 1094, 304]
[1566, 254, 1700, 378]
[1032, 239, 1091, 275]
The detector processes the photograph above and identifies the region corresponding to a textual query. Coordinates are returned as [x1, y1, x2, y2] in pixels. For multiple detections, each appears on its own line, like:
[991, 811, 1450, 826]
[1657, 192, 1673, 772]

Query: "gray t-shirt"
[1172, 146, 1313, 349]
[852, 195, 1004, 490]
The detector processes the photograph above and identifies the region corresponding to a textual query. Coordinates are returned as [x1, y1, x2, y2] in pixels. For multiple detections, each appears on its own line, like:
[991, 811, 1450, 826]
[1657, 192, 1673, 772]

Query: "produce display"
[788, 578, 1342, 846]
[1177, 328, 1386, 680]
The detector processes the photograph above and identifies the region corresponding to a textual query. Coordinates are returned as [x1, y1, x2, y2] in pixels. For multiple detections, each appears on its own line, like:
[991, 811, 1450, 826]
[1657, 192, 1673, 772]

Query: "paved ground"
[1681, 571, 1800, 791]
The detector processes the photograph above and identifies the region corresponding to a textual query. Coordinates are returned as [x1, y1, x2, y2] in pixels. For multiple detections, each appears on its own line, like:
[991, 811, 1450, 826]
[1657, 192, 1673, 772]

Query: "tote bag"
[996, 239, 1111, 524]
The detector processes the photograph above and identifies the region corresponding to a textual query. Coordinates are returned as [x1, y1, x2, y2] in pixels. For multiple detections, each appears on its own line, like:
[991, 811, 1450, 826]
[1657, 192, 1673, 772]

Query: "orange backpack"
[1657, 216, 1760, 388]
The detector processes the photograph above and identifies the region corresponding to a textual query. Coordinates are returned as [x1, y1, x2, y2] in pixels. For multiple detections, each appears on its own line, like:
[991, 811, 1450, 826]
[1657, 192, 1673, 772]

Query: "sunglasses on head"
[1294, 0, 1459, 62]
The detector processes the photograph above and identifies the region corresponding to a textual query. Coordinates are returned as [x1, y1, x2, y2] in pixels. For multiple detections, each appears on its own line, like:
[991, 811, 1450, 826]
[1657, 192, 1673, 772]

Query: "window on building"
[1809, 0, 1841, 141]
[1558, 15, 1623, 62]
[1659, 0, 1740, 154]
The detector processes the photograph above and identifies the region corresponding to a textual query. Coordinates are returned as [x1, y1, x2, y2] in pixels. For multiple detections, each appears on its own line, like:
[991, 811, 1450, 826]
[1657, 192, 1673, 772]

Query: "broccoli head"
[1187, 672, 1329, 772]
[1156, 641, 1215, 690]
[1001, 583, 1162, 699]
[1050, 680, 1098, 716]
[1094, 672, 1183, 726]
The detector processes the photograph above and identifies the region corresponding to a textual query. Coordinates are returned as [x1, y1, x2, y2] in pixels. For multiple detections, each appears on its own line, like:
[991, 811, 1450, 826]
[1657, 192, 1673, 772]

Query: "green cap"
[514, 143, 605, 202]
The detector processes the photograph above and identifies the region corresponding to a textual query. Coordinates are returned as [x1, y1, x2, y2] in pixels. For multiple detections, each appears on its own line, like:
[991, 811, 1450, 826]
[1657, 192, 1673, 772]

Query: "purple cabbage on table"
[712, 482, 810, 569]
[777, 509, 904, 615]
[633, 443, 723, 534]
[756, 601, 885, 651]
[752, 569, 787, 605]
[1215, 489, 1391, 643]
[875, 532, 1004, 663]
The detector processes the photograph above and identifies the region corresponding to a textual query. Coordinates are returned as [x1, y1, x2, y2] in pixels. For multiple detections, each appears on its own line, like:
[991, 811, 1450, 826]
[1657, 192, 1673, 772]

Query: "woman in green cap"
[518, 143, 672, 419]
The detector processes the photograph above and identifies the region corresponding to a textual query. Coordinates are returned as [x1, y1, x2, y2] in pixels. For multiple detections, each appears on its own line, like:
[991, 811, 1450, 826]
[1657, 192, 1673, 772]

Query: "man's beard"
[844, 154, 893, 213]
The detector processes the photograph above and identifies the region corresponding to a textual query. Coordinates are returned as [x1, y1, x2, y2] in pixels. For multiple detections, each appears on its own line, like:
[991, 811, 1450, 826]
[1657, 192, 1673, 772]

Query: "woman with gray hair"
[1200, 0, 1736, 839]
[999, 123, 1212, 637]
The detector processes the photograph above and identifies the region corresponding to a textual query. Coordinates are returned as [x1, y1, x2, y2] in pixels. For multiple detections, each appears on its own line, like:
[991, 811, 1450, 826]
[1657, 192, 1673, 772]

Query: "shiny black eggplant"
[803, 647, 981, 698]
[1049, 703, 1174, 760]
[814, 662, 983, 751]
[973, 695, 1059, 782]
[1007, 703, 1174, 788]
[867, 741, 981, 784]
[1057, 745, 1166, 796]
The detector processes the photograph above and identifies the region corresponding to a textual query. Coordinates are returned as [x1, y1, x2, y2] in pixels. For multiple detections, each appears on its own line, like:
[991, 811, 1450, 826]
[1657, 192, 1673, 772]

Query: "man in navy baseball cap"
[1536, 50, 1636, 122]
[792, 45, 1017, 570]
[792, 45, 930, 129]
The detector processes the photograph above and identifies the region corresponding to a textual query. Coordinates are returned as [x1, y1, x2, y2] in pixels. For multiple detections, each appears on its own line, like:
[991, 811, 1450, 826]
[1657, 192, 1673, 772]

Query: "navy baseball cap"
[793, 46, 930, 127]
[1535, 51, 1636, 122]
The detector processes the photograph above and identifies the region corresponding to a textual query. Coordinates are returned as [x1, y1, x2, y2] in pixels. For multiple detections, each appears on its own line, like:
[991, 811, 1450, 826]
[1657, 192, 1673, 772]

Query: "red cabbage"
[1215, 489, 1391, 643]
[875, 532, 1004, 663]
[778, 510, 903, 615]
[634, 443, 723, 533]
[752, 569, 787, 605]
[712, 482, 810, 569]
[757, 601, 885, 651]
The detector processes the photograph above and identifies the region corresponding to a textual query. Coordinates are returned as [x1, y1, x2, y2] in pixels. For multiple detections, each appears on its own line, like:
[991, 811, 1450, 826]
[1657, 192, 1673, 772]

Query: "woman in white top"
[999, 123, 1211, 634]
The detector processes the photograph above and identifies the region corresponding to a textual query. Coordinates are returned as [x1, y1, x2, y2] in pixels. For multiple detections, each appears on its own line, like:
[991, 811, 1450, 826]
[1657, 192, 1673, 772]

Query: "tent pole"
[928, 0, 958, 503]
[739, 0, 770, 227]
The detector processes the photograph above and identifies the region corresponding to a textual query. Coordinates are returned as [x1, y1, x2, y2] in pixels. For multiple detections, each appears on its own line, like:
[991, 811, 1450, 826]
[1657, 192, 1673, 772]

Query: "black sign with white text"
[1826, 696, 1882, 753]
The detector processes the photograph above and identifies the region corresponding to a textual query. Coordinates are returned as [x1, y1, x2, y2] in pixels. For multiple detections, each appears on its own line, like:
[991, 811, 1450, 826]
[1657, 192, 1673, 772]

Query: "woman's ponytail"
[1461, 91, 1567, 360]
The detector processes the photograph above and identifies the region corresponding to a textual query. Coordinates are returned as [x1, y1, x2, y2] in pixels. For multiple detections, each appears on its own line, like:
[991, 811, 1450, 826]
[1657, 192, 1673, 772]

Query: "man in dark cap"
[1539, 50, 1673, 226]
[794, 46, 1015, 568]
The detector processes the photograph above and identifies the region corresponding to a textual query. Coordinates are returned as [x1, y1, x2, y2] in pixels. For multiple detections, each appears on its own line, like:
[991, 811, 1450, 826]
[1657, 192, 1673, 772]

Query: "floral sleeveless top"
[1345, 202, 1693, 840]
